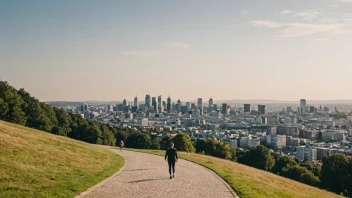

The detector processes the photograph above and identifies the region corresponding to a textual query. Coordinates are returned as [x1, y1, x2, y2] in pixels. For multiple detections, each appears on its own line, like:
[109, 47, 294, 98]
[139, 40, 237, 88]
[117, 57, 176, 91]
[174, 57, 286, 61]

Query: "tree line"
[0, 80, 116, 146]
[0, 80, 351, 196]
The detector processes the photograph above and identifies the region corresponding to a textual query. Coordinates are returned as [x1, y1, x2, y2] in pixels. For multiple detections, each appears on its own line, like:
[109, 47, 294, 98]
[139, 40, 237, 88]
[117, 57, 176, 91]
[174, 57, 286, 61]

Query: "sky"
[1, 0, 352, 102]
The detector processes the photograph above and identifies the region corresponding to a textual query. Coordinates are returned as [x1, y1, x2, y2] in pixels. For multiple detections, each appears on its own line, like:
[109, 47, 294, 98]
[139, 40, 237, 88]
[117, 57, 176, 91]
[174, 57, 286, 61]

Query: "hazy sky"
[1, 0, 352, 102]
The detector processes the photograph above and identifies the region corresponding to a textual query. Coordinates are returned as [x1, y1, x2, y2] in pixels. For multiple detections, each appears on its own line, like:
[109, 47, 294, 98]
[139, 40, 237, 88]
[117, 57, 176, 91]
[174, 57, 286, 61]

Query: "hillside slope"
[0, 121, 124, 198]
[129, 149, 342, 198]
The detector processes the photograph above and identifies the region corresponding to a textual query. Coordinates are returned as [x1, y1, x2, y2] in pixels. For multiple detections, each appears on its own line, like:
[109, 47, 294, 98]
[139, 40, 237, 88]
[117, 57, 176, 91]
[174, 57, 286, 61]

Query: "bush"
[151, 138, 161, 150]
[126, 133, 152, 149]
[172, 133, 195, 152]
[238, 145, 275, 171]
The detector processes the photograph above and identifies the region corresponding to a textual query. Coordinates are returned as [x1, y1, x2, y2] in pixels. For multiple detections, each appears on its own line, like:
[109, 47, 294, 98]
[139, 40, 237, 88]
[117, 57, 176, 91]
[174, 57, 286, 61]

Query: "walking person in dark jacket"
[165, 142, 178, 179]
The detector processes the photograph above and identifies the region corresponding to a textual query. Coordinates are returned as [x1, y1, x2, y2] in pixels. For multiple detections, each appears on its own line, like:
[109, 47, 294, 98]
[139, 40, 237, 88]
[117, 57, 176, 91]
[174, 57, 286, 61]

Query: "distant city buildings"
[300, 99, 307, 114]
[258, 105, 265, 115]
[244, 104, 251, 113]
[145, 94, 151, 109]
[61, 95, 352, 163]
[134, 97, 138, 107]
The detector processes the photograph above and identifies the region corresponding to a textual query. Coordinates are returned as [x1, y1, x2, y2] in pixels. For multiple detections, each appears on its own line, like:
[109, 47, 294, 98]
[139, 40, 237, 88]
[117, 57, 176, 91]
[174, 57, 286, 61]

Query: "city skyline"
[1, 0, 352, 101]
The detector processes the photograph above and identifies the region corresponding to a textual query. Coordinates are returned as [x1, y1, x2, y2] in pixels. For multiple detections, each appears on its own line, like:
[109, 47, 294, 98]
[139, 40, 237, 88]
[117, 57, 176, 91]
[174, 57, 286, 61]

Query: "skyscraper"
[145, 94, 151, 108]
[186, 102, 191, 111]
[152, 97, 158, 113]
[167, 97, 172, 112]
[244, 104, 251, 113]
[300, 99, 307, 114]
[209, 98, 214, 107]
[158, 96, 163, 113]
[162, 101, 166, 111]
[107, 105, 113, 112]
[123, 99, 127, 107]
[197, 98, 203, 109]
[134, 96, 138, 107]
[221, 103, 227, 114]
[258, 105, 266, 115]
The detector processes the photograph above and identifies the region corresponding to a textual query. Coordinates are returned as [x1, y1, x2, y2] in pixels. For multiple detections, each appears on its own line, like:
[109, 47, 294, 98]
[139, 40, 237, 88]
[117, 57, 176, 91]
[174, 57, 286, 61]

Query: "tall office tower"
[152, 97, 158, 113]
[162, 101, 166, 111]
[197, 98, 203, 109]
[209, 98, 214, 107]
[123, 99, 127, 107]
[83, 103, 89, 111]
[296, 146, 305, 161]
[191, 103, 196, 109]
[107, 105, 113, 112]
[145, 94, 152, 108]
[134, 97, 138, 107]
[158, 96, 163, 112]
[310, 106, 315, 113]
[300, 99, 307, 114]
[172, 103, 176, 112]
[186, 102, 191, 110]
[287, 106, 292, 113]
[244, 104, 251, 113]
[167, 97, 172, 112]
[221, 103, 227, 114]
[258, 104, 266, 115]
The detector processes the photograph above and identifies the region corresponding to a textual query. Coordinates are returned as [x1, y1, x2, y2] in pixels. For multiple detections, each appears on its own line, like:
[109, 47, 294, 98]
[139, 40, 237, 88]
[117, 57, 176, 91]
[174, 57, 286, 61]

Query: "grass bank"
[0, 121, 124, 198]
[127, 148, 341, 198]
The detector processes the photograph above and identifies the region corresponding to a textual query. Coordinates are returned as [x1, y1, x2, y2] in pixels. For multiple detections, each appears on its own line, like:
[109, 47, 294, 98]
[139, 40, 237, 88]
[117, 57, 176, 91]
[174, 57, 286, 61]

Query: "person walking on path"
[119, 140, 124, 151]
[165, 142, 178, 179]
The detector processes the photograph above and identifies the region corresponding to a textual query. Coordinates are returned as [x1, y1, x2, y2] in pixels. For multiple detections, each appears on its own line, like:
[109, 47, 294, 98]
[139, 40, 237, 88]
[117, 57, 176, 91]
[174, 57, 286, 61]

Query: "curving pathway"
[76, 148, 237, 198]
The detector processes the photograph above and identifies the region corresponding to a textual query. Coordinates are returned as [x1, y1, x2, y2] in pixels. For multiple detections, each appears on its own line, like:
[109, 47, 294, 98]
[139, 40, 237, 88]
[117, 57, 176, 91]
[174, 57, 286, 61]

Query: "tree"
[126, 133, 152, 149]
[41, 103, 58, 132]
[85, 121, 102, 144]
[100, 123, 115, 146]
[195, 139, 208, 154]
[320, 154, 350, 196]
[0, 81, 26, 125]
[160, 136, 172, 150]
[172, 133, 195, 152]
[68, 113, 87, 140]
[214, 141, 232, 160]
[151, 138, 161, 150]
[346, 158, 352, 196]
[281, 165, 320, 187]
[271, 156, 298, 174]
[52, 107, 71, 136]
[0, 98, 9, 119]
[238, 145, 275, 171]
[230, 147, 236, 161]
[113, 129, 129, 146]
[17, 88, 52, 132]
[299, 161, 321, 177]
[300, 173, 320, 187]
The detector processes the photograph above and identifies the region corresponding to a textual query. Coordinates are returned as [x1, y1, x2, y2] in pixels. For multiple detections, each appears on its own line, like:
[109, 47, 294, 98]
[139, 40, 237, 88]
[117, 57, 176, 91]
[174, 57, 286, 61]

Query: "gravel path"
[76, 149, 237, 198]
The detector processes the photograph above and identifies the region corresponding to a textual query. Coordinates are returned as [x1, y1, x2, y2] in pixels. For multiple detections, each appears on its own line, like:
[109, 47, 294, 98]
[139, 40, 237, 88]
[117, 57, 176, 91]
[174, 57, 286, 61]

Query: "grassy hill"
[128, 149, 342, 198]
[0, 120, 124, 198]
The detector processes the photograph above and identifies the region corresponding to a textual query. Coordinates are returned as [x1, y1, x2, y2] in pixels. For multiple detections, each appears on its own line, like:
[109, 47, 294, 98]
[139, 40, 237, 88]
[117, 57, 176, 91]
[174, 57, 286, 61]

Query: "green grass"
[0, 120, 124, 198]
[127, 148, 342, 198]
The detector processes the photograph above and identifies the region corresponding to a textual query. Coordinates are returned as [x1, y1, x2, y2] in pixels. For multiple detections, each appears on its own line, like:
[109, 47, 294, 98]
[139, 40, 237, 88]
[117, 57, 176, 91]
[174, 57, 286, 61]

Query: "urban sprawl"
[57, 96, 352, 162]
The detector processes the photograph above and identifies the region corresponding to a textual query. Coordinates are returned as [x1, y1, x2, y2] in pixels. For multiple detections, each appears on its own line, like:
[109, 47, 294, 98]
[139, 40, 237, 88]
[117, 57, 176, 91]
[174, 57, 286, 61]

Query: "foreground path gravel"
[76, 148, 237, 198]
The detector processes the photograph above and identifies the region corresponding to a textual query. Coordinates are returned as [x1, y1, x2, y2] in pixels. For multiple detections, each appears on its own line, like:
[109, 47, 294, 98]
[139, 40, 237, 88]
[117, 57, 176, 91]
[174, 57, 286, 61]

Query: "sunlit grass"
[127, 148, 342, 198]
[0, 121, 124, 198]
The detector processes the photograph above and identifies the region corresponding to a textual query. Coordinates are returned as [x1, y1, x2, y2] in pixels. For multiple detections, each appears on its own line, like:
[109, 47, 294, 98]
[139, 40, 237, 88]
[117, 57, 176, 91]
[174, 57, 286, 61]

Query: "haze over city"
[1, 0, 352, 101]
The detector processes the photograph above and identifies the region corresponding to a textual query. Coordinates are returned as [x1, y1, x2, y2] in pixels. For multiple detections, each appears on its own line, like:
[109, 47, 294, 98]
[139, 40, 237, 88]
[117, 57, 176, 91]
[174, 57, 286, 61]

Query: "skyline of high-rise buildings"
[114, 95, 319, 116]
